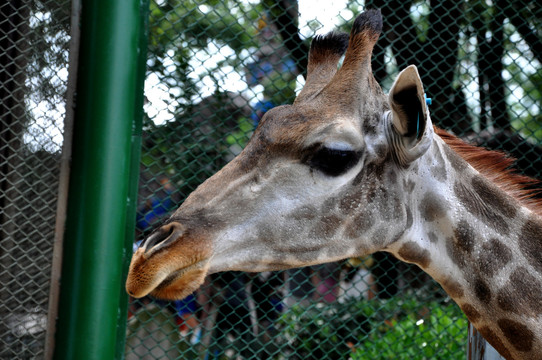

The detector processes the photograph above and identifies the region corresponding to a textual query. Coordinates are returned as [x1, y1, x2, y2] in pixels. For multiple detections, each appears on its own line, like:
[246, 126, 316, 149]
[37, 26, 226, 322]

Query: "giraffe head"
[126, 9, 434, 300]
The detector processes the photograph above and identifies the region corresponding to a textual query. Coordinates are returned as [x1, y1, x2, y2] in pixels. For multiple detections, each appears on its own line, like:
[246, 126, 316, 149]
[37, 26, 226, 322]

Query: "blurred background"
[1, 0, 540, 358]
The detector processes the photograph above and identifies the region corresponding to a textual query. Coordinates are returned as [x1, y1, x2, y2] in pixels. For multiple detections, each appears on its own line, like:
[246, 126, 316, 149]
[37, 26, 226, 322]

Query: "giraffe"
[126, 9, 542, 360]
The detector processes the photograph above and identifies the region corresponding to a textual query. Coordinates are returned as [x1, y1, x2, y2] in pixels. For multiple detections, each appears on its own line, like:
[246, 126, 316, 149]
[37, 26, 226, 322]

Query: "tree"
[364, 0, 541, 176]
[138, 0, 267, 230]
[366, 0, 468, 131]
[140, 0, 542, 223]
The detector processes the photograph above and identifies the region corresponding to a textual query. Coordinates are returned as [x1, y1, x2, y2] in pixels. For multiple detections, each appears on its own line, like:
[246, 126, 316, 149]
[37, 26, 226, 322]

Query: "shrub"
[277, 295, 467, 360]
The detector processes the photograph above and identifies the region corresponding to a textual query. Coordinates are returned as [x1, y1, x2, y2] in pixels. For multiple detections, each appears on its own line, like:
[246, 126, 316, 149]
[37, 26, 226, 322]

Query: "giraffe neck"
[388, 136, 542, 360]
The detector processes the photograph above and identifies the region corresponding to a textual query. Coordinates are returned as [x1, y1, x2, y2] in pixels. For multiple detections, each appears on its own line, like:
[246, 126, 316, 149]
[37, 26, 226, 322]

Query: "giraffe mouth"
[148, 259, 210, 301]
[126, 243, 212, 301]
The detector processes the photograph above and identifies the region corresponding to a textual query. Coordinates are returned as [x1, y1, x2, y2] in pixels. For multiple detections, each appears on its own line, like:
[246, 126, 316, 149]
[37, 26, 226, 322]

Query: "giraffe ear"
[387, 65, 433, 164]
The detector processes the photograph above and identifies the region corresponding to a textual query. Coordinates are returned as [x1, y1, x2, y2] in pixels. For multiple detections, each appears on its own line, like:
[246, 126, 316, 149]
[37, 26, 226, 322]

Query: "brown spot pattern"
[403, 178, 416, 194]
[496, 290, 516, 314]
[309, 214, 341, 239]
[346, 212, 374, 239]
[405, 207, 413, 229]
[441, 277, 464, 299]
[397, 241, 431, 268]
[339, 188, 362, 213]
[321, 197, 338, 214]
[427, 231, 439, 243]
[443, 143, 468, 172]
[374, 144, 388, 159]
[387, 168, 397, 185]
[461, 303, 481, 322]
[477, 326, 513, 359]
[478, 238, 512, 277]
[454, 181, 509, 235]
[497, 267, 542, 316]
[453, 220, 475, 254]
[473, 278, 492, 304]
[510, 267, 542, 315]
[446, 236, 466, 268]
[353, 161, 385, 186]
[291, 205, 318, 221]
[257, 223, 275, 242]
[382, 196, 403, 222]
[430, 163, 447, 182]
[362, 119, 377, 135]
[430, 143, 447, 182]
[519, 218, 542, 273]
[471, 176, 517, 219]
[498, 318, 534, 352]
[419, 192, 447, 222]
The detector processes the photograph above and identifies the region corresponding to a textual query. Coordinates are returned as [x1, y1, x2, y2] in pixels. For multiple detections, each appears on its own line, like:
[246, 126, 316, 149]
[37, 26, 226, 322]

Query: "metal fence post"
[53, 0, 146, 358]
[468, 323, 506, 360]
[115, 0, 150, 357]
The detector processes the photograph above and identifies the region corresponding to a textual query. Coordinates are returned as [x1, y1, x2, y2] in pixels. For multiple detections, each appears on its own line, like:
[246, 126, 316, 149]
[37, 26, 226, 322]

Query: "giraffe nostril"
[142, 222, 184, 253]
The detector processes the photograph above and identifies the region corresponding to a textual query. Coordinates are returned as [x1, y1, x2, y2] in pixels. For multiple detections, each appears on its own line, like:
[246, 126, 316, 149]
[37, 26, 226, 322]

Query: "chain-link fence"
[0, 0, 70, 358]
[1, 0, 541, 359]
[127, 1, 541, 359]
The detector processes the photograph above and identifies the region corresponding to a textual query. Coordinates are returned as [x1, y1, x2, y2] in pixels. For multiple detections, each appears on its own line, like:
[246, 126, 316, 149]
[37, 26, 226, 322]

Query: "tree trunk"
[474, 17, 490, 131]
[504, 1, 542, 65]
[487, 0, 510, 131]
[424, 0, 468, 131]
[368, 0, 419, 84]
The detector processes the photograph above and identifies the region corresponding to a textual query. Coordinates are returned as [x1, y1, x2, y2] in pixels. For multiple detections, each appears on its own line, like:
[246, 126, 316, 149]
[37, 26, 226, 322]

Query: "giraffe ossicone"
[126, 9, 542, 360]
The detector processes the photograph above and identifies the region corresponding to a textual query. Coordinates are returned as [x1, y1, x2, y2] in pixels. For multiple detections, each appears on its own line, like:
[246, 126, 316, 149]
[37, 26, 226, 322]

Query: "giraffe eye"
[308, 147, 361, 177]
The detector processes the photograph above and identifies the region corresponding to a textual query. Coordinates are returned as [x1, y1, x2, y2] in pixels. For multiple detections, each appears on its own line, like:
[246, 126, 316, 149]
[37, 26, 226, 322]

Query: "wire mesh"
[1, 0, 541, 359]
[127, 0, 541, 359]
[0, 0, 70, 358]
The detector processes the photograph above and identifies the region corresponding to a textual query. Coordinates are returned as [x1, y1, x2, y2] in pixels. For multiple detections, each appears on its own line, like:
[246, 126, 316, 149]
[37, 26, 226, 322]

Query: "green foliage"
[277, 296, 467, 360]
[509, 69, 542, 144]
[277, 299, 370, 359]
[354, 300, 467, 360]
[146, 0, 263, 109]
[28, 0, 72, 103]
[226, 116, 253, 147]
[148, 0, 261, 55]
[261, 71, 298, 106]
[125, 305, 198, 359]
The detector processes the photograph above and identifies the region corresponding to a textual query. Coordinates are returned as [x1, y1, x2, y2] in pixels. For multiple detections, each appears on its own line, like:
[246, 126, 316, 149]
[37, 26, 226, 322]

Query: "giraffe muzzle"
[141, 222, 185, 254]
[126, 220, 213, 300]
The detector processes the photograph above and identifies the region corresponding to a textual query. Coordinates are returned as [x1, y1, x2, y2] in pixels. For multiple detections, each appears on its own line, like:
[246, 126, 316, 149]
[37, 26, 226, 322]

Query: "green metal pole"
[53, 0, 146, 358]
[115, 0, 149, 357]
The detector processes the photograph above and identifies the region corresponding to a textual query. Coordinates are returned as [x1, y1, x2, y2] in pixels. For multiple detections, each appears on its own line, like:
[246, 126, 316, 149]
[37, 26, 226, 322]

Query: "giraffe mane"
[435, 126, 542, 217]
